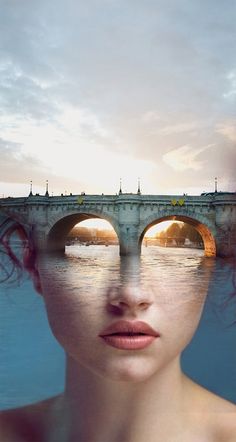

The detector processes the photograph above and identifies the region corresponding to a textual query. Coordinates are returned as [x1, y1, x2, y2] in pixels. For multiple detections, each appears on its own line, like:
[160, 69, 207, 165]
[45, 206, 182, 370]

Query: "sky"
[0, 0, 236, 198]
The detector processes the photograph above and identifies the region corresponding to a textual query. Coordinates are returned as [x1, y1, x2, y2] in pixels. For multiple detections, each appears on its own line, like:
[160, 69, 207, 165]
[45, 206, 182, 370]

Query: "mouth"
[99, 321, 160, 350]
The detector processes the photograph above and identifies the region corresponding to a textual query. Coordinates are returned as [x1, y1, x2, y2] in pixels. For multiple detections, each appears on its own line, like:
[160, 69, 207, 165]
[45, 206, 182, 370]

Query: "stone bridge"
[1, 192, 236, 257]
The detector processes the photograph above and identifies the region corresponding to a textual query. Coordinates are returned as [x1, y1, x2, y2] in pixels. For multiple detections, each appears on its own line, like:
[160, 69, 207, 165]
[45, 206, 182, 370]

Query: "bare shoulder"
[207, 393, 236, 442]
[217, 408, 236, 442]
[0, 395, 61, 442]
[185, 376, 236, 442]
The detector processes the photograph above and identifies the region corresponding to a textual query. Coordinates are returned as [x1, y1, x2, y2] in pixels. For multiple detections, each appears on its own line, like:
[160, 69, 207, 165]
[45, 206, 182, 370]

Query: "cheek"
[158, 294, 206, 358]
[148, 272, 208, 352]
[40, 275, 104, 353]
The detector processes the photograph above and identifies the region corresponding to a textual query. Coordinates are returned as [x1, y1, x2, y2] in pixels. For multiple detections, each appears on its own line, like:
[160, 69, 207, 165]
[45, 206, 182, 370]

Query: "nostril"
[110, 301, 130, 310]
[138, 302, 150, 310]
[106, 303, 123, 316]
[119, 301, 128, 308]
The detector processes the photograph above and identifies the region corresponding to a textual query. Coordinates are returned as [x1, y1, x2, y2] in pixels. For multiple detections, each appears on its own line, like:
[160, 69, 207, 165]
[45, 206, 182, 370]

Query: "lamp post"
[29, 180, 33, 196]
[45, 180, 49, 197]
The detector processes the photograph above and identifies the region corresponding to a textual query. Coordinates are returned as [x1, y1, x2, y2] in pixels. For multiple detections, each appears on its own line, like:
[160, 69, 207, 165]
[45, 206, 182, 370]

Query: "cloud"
[0, 59, 63, 122]
[0, 138, 50, 181]
[223, 70, 236, 99]
[141, 111, 161, 123]
[0, 1, 236, 195]
[158, 122, 199, 136]
[217, 121, 236, 142]
[162, 144, 214, 172]
[0, 138, 86, 193]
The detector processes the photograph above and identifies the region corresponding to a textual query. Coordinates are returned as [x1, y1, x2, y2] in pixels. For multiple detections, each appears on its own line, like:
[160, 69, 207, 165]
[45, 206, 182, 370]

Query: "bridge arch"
[138, 213, 217, 257]
[46, 211, 120, 253]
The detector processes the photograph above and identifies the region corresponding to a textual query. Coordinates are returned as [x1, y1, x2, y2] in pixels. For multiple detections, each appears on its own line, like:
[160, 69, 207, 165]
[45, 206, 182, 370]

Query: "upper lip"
[99, 320, 159, 337]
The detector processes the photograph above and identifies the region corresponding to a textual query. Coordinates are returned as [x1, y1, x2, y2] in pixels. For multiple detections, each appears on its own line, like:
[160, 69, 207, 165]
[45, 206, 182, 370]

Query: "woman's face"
[36, 249, 214, 383]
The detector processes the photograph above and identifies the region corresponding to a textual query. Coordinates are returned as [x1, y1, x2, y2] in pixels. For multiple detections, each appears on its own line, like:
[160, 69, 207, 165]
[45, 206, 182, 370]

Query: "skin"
[1, 253, 236, 442]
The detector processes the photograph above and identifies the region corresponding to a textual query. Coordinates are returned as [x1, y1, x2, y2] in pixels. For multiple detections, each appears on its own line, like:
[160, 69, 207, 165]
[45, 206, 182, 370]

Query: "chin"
[98, 358, 159, 383]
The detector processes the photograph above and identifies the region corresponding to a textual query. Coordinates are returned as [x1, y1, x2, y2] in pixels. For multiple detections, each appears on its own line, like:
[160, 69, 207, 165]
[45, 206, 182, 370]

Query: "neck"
[56, 355, 186, 442]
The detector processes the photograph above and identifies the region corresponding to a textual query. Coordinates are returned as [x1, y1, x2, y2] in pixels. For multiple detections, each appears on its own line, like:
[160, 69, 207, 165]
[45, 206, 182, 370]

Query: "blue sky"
[0, 0, 235, 197]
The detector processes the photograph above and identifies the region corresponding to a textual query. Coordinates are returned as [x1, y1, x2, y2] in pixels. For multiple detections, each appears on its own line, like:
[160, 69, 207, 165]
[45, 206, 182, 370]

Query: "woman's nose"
[106, 285, 154, 315]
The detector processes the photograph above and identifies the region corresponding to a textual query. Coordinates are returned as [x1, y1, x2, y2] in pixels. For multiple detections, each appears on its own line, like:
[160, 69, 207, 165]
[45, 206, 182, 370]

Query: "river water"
[1, 245, 236, 409]
[65, 243, 209, 289]
[57, 244, 211, 305]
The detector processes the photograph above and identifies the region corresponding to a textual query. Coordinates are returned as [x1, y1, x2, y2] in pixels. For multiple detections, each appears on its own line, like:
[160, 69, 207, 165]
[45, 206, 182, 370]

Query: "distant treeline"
[68, 223, 203, 246]
[68, 226, 117, 242]
[156, 222, 203, 247]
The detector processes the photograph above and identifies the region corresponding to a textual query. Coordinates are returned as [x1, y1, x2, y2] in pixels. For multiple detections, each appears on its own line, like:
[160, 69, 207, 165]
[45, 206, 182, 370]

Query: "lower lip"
[99, 334, 157, 350]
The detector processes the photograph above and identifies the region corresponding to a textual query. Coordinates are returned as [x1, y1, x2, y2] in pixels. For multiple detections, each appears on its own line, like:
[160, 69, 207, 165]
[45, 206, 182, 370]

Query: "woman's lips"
[100, 334, 157, 350]
[99, 320, 160, 350]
